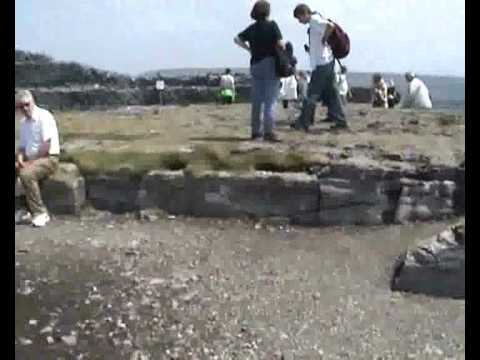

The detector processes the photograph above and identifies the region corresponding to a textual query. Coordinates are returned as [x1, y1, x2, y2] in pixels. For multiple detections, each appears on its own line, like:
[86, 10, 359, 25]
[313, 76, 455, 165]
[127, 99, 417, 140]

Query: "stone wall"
[18, 163, 464, 226]
[21, 85, 372, 111]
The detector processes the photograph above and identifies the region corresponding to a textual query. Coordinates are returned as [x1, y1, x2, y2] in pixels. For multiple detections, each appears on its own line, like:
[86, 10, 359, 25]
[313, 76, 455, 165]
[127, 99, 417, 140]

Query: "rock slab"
[391, 223, 465, 298]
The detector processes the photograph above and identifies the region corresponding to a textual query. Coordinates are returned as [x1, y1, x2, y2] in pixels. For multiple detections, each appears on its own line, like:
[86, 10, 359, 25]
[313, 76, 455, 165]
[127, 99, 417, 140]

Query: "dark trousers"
[295, 61, 346, 129]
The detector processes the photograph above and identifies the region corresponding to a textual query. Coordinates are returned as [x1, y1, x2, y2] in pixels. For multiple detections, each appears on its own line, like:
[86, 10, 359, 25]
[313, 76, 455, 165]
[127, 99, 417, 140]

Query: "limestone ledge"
[15, 163, 465, 225]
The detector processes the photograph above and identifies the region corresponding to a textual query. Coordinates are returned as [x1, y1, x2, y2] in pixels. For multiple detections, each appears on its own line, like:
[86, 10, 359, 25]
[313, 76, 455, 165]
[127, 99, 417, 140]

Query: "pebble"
[61, 334, 78, 346]
[18, 337, 33, 346]
[40, 325, 53, 334]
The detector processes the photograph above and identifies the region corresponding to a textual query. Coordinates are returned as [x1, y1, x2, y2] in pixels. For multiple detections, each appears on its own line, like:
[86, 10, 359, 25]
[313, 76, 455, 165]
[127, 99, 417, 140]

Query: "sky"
[15, 0, 465, 77]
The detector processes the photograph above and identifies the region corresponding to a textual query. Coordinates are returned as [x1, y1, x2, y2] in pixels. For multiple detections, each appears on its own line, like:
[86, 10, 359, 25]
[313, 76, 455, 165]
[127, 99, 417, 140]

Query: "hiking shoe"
[330, 123, 349, 130]
[263, 133, 281, 142]
[31, 213, 50, 227]
[251, 134, 262, 140]
[321, 117, 335, 123]
[15, 210, 32, 225]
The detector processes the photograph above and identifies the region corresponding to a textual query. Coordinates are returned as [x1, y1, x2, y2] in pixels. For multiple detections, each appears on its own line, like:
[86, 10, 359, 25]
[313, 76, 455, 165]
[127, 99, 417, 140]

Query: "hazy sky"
[15, 0, 465, 76]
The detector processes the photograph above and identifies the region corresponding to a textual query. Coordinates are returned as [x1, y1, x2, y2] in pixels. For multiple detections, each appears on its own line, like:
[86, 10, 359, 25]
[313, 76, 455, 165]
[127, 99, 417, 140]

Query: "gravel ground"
[15, 210, 465, 359]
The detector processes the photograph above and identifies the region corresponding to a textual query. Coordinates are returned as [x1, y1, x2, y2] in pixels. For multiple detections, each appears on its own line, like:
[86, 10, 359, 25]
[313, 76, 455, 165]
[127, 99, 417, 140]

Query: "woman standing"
[234, 0, 284, 141]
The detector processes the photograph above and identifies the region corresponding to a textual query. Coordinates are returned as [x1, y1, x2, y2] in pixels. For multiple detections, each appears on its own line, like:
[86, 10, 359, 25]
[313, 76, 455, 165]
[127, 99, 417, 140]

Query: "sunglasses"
[16, 102, 31, 109]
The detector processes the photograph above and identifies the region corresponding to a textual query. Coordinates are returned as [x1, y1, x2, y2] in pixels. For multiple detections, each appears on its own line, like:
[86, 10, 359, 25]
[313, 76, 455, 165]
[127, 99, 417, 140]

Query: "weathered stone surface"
[86, 175, 139, 213]
[391, 223, 465, 298]
[41, 163, 86, 214]
[454, 167, 465, 214]
[315, 178, 393, 225]
[188, 171, 319, 218]
[394, 179, 456, 224]
[136, 170, 189, 214]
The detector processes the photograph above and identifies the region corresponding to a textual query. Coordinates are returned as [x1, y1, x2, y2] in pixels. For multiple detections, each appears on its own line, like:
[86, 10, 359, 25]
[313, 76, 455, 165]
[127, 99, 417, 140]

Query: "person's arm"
[234, 36, 251, 53]
[37, 114, 56, 158]
[16, 122, 27, 167]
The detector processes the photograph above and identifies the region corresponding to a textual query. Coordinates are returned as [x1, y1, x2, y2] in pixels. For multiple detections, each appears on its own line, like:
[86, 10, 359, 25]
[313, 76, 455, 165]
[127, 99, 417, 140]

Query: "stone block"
[189, 171, 320, 218]
[41, 163, 86, 214]
[86, 174, 139, 213]
[392, 223, 465, 298]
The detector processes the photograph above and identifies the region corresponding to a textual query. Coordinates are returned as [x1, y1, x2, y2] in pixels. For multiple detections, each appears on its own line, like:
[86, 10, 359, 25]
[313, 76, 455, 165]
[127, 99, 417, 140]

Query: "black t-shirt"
[238, 20, 283, 65]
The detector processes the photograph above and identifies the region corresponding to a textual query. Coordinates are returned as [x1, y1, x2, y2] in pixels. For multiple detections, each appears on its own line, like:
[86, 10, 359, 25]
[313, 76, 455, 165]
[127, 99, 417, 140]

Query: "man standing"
[15, 90, 60, 227]
[219, 68, 236, 104]
[401, 72, 433, 109]
[293, 4, 347, 131]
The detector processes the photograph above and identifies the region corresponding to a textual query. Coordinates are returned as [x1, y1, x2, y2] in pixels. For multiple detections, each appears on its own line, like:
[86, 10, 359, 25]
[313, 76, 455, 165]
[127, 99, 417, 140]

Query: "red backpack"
[314, 13, 350, 59]
[327, 19, 350, 59]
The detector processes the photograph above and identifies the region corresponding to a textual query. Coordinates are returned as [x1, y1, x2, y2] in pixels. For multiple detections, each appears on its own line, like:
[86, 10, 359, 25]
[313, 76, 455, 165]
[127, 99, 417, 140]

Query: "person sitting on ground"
[15, 90, 60, 227]
[219, 68, 236, 104]
[234, 0, 285, 142]
[387, 80, 401, 108]
[372, 73, 388, 108]
[400, 71, 432, 109]
[279, 42, 298, 109]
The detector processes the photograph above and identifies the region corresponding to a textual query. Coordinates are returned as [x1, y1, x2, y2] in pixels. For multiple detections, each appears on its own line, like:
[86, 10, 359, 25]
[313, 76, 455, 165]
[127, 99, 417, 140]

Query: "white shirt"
[335, 73, 349, 96]
[20, 105, 60, 159]
[220, 74, 235, 91]
[309, 13, 334, 69]
[279, 75, 298, 100]
[402, 78, 432, 109]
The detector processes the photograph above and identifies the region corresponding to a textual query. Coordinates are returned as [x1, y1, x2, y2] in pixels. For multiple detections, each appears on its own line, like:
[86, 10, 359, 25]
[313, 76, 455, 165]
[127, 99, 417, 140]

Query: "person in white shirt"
[292, 4, 347, 131]
[401, 72, 433, 109]
[335, 65, 351, 106]
[219, 68, 236, 104]
[279, 42, 298, 109]
[15, 90, 60, 227]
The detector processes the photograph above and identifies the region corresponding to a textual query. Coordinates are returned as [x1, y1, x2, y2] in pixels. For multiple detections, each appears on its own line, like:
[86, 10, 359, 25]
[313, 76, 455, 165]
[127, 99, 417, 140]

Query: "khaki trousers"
[16, 157, 59, 215]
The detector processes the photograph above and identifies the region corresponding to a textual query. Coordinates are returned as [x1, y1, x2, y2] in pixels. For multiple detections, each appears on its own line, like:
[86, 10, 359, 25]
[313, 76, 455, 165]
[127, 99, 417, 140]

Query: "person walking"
[292, 4, 348, 131]
[234, 0, 284, 141]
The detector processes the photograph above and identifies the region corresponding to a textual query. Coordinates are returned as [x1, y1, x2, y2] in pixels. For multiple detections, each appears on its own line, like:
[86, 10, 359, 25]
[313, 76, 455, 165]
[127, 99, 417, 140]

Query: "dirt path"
[15, 211, 465, 359]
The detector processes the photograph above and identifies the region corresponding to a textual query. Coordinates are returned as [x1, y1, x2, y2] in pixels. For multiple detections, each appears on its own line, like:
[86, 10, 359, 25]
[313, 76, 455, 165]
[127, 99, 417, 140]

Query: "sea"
[153, 68, 465, 114]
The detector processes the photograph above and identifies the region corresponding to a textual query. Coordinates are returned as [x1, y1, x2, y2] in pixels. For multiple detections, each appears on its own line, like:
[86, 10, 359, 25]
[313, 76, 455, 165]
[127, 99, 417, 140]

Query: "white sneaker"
[15, 210, 32, 225]
[31, 213, 50, 227]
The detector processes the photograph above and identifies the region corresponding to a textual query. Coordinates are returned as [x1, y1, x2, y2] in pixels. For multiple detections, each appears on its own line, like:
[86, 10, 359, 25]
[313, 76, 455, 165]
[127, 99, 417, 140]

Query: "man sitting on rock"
[15, 90, 60, 227]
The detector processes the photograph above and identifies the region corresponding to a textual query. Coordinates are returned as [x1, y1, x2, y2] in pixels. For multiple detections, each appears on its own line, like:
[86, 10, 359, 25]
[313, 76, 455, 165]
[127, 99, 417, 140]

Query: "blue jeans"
[295, 61, 346, 129]
[250, 57, 280, 136]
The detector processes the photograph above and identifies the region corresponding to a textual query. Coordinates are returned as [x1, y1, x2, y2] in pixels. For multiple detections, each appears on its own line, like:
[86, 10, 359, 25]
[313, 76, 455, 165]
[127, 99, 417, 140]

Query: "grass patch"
[61, 151, 188, 177]
[436, 113, 463, 126]
[253, 151, 312, 172]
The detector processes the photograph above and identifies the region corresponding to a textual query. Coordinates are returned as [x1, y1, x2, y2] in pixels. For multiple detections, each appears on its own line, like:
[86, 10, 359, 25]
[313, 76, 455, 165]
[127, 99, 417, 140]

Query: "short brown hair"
[293, 4, 312, 18]
[251, 1, 270, 21]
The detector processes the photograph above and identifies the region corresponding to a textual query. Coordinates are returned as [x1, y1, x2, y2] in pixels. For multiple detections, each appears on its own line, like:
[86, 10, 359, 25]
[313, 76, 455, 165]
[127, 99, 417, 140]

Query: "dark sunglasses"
[16, 102, 31, 109]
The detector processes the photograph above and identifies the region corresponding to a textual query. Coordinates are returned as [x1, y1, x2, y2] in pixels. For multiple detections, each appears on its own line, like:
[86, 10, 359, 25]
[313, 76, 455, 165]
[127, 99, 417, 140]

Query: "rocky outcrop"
[391, 223, 465, 298]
